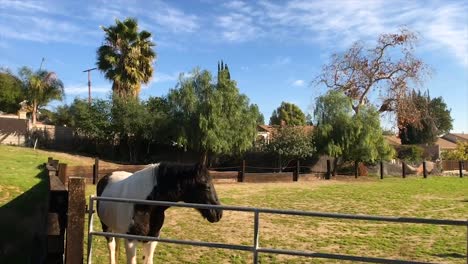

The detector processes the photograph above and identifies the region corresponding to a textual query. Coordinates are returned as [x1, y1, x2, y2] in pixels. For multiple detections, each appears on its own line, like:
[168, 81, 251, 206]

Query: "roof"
[451, 133, 468, 141]
[257, 124, 314, 134]
[0, 117, 28, 135]
[436, 137, 457, 150]
[384, 135, 401, 146]
[257, 124, 274, 133]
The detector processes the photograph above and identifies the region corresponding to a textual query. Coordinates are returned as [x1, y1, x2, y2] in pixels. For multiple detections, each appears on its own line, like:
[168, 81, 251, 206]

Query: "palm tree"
[19, 67, 64, 125]
[97, 18, 156, 98]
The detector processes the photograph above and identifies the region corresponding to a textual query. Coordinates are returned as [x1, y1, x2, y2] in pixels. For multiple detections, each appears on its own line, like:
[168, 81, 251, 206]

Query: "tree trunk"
[200, 151, 208, 167]
[32, 100, 37, 125]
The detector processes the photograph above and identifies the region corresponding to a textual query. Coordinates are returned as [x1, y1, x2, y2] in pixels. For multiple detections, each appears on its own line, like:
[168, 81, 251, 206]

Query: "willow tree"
[167, 65, 261, 165]
[19, 67, 64, 125]
[97, 18, 156, 98]
[314, 91, 394, 173]
[316, 28, 429, 128]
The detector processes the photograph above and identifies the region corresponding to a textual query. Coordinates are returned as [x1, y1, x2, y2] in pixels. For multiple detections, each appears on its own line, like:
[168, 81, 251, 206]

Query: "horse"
[96, 162, 223, 264]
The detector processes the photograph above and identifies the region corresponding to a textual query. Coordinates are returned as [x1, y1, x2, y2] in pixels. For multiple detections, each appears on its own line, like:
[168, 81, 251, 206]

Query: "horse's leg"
[106, 237, 116, 264]
[124, 239, 137, 264]
[142, 241, 158, 264]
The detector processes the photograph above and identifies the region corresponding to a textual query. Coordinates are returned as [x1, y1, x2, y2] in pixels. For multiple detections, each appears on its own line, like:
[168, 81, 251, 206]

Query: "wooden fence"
[46, 158, 85, 264]
[442, 160, 465, 171]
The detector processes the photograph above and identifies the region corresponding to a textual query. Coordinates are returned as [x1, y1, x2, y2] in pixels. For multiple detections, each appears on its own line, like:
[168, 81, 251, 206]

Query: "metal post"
[326, 160, 331, 180]
[423, 161, 427, 178]
[380, 161, 384, 180]
[93, 157, 99, 185]
[354, 161, 358, 179]
[293, 160, 299, 181]
[402, 162, 406, 178]
[253, 210, 260, 264]
[87, 196, 95, 264]
[459, 161, 463, 178]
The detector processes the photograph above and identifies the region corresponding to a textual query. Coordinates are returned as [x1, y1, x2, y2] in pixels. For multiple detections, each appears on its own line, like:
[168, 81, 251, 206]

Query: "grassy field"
[0, 145, 97, 262]
[0, 145, 466, 263]
[86, 177, 468, 264]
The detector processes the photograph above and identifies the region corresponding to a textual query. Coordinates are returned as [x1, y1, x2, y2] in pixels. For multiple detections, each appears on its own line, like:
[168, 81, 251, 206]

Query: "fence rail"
[87, 196, 468, 264]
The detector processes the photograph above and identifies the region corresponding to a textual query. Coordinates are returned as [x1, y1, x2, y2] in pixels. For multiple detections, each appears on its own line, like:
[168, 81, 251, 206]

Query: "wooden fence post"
[65, 178, 85, 264]
[423, 161, 427, 178]
[58, 163, 68, 188]
[293, 160, 299, 181]
[326, 160, 331, 180]
[93, 157, 99, 185]
[402, 162, 406, 178]
[354, 161, 358, 179]
[459, 161, 464, 178]
[238, 160, 245, 182]
[380, 161, 384, 180]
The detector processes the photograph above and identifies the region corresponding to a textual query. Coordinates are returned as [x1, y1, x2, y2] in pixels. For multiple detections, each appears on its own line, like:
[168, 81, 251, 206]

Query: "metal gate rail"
[87, 196, 468, 264]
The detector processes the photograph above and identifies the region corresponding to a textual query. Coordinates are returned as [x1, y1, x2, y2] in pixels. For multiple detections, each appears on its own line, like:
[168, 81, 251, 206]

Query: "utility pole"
[82, 67, 97, 105]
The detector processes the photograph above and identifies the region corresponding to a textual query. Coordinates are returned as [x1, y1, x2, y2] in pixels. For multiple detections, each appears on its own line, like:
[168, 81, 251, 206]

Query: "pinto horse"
[96, 162, 223, 264]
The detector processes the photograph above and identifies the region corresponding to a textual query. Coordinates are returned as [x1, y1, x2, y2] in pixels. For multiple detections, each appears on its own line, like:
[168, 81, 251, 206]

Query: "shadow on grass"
[0, 170, 49, 263]
[432, 253, 466, 259]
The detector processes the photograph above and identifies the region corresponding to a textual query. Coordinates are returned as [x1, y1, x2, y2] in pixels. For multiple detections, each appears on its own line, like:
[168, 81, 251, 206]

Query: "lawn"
[86, 177, 468, 264]
[0, 145, 96, 262]
[0, 145, 466, 263]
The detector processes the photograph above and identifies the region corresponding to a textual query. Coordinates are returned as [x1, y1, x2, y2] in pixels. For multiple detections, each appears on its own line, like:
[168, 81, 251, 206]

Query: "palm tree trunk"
[32, 100, 37, 125]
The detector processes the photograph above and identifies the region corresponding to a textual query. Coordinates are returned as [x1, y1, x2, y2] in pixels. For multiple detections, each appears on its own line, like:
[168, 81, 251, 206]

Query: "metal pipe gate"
[87, 196, 468, 264]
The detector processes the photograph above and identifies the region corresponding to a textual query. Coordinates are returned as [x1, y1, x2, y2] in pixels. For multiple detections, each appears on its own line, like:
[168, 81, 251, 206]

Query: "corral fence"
[60, 158, 465, 187]
[87, 196, 468, 264]
[45, 157, 86, 264]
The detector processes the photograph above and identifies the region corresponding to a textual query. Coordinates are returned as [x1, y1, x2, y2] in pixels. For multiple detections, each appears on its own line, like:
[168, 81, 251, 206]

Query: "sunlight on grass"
[85, 178, 467, 263]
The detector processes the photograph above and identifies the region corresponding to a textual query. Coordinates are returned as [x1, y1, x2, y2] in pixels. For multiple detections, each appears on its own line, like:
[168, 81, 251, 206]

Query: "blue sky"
[0, 0, 467, 132]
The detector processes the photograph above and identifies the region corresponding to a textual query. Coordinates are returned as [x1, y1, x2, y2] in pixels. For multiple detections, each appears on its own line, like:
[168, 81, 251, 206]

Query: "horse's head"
[155, 162, 223, 223]
[181, 163, 223, 223]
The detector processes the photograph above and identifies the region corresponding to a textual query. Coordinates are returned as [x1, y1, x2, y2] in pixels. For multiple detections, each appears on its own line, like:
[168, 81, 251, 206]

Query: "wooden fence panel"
[244, 172, 293, 183]
[442, 160, 464, 171]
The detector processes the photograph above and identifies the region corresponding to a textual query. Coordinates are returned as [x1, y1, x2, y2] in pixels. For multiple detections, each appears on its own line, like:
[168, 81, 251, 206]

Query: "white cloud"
[65, 84, 109, 95]
[292, 79, 305, 87]
[216, 12, 262, 42]
[153, 72, 179, 83]
[0, 0, 50, 13]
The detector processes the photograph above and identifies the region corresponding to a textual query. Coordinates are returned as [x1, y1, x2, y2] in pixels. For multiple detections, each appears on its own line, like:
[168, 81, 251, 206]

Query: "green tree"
[111, 96, 152, 162]
[442, 142, 468, 161]
[266, 126, 314, 170]
[97, 18, 156, 98]
[399, 90, 453, 144]
[314, 91, 394, 173]
[0, 69, 24, 113]
[19, 67, 64, 125]
[167, 66, 260, 165]
[69, 98, 112, 142]
[269, 102, 306, 126]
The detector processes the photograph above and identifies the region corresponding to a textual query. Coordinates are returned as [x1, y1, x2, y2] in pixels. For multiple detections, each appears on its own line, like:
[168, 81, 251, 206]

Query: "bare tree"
[316, 28, 430, 127]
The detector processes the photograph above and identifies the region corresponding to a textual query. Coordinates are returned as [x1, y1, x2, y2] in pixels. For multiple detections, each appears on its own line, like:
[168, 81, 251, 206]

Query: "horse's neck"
[113, 165, 158, 200]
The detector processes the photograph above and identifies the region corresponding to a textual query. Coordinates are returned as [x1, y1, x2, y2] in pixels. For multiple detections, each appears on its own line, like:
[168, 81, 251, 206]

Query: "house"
[256, 124, 314, 145]
[442, 133, 468, 144]
[0, 112, 28, 145]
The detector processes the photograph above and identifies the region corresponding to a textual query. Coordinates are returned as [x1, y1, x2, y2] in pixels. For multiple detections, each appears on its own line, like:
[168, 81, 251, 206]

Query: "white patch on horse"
[98, 164, 159, 234]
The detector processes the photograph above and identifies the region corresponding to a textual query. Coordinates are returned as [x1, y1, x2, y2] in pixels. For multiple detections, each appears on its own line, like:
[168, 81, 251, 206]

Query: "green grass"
[0, 145, 466, 263]
[0, 145, 90, 262]
[85, 177, 468, 264]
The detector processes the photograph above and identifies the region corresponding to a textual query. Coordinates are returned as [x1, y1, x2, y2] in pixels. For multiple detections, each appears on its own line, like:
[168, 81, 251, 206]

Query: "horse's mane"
[156, 162, 207, 192]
